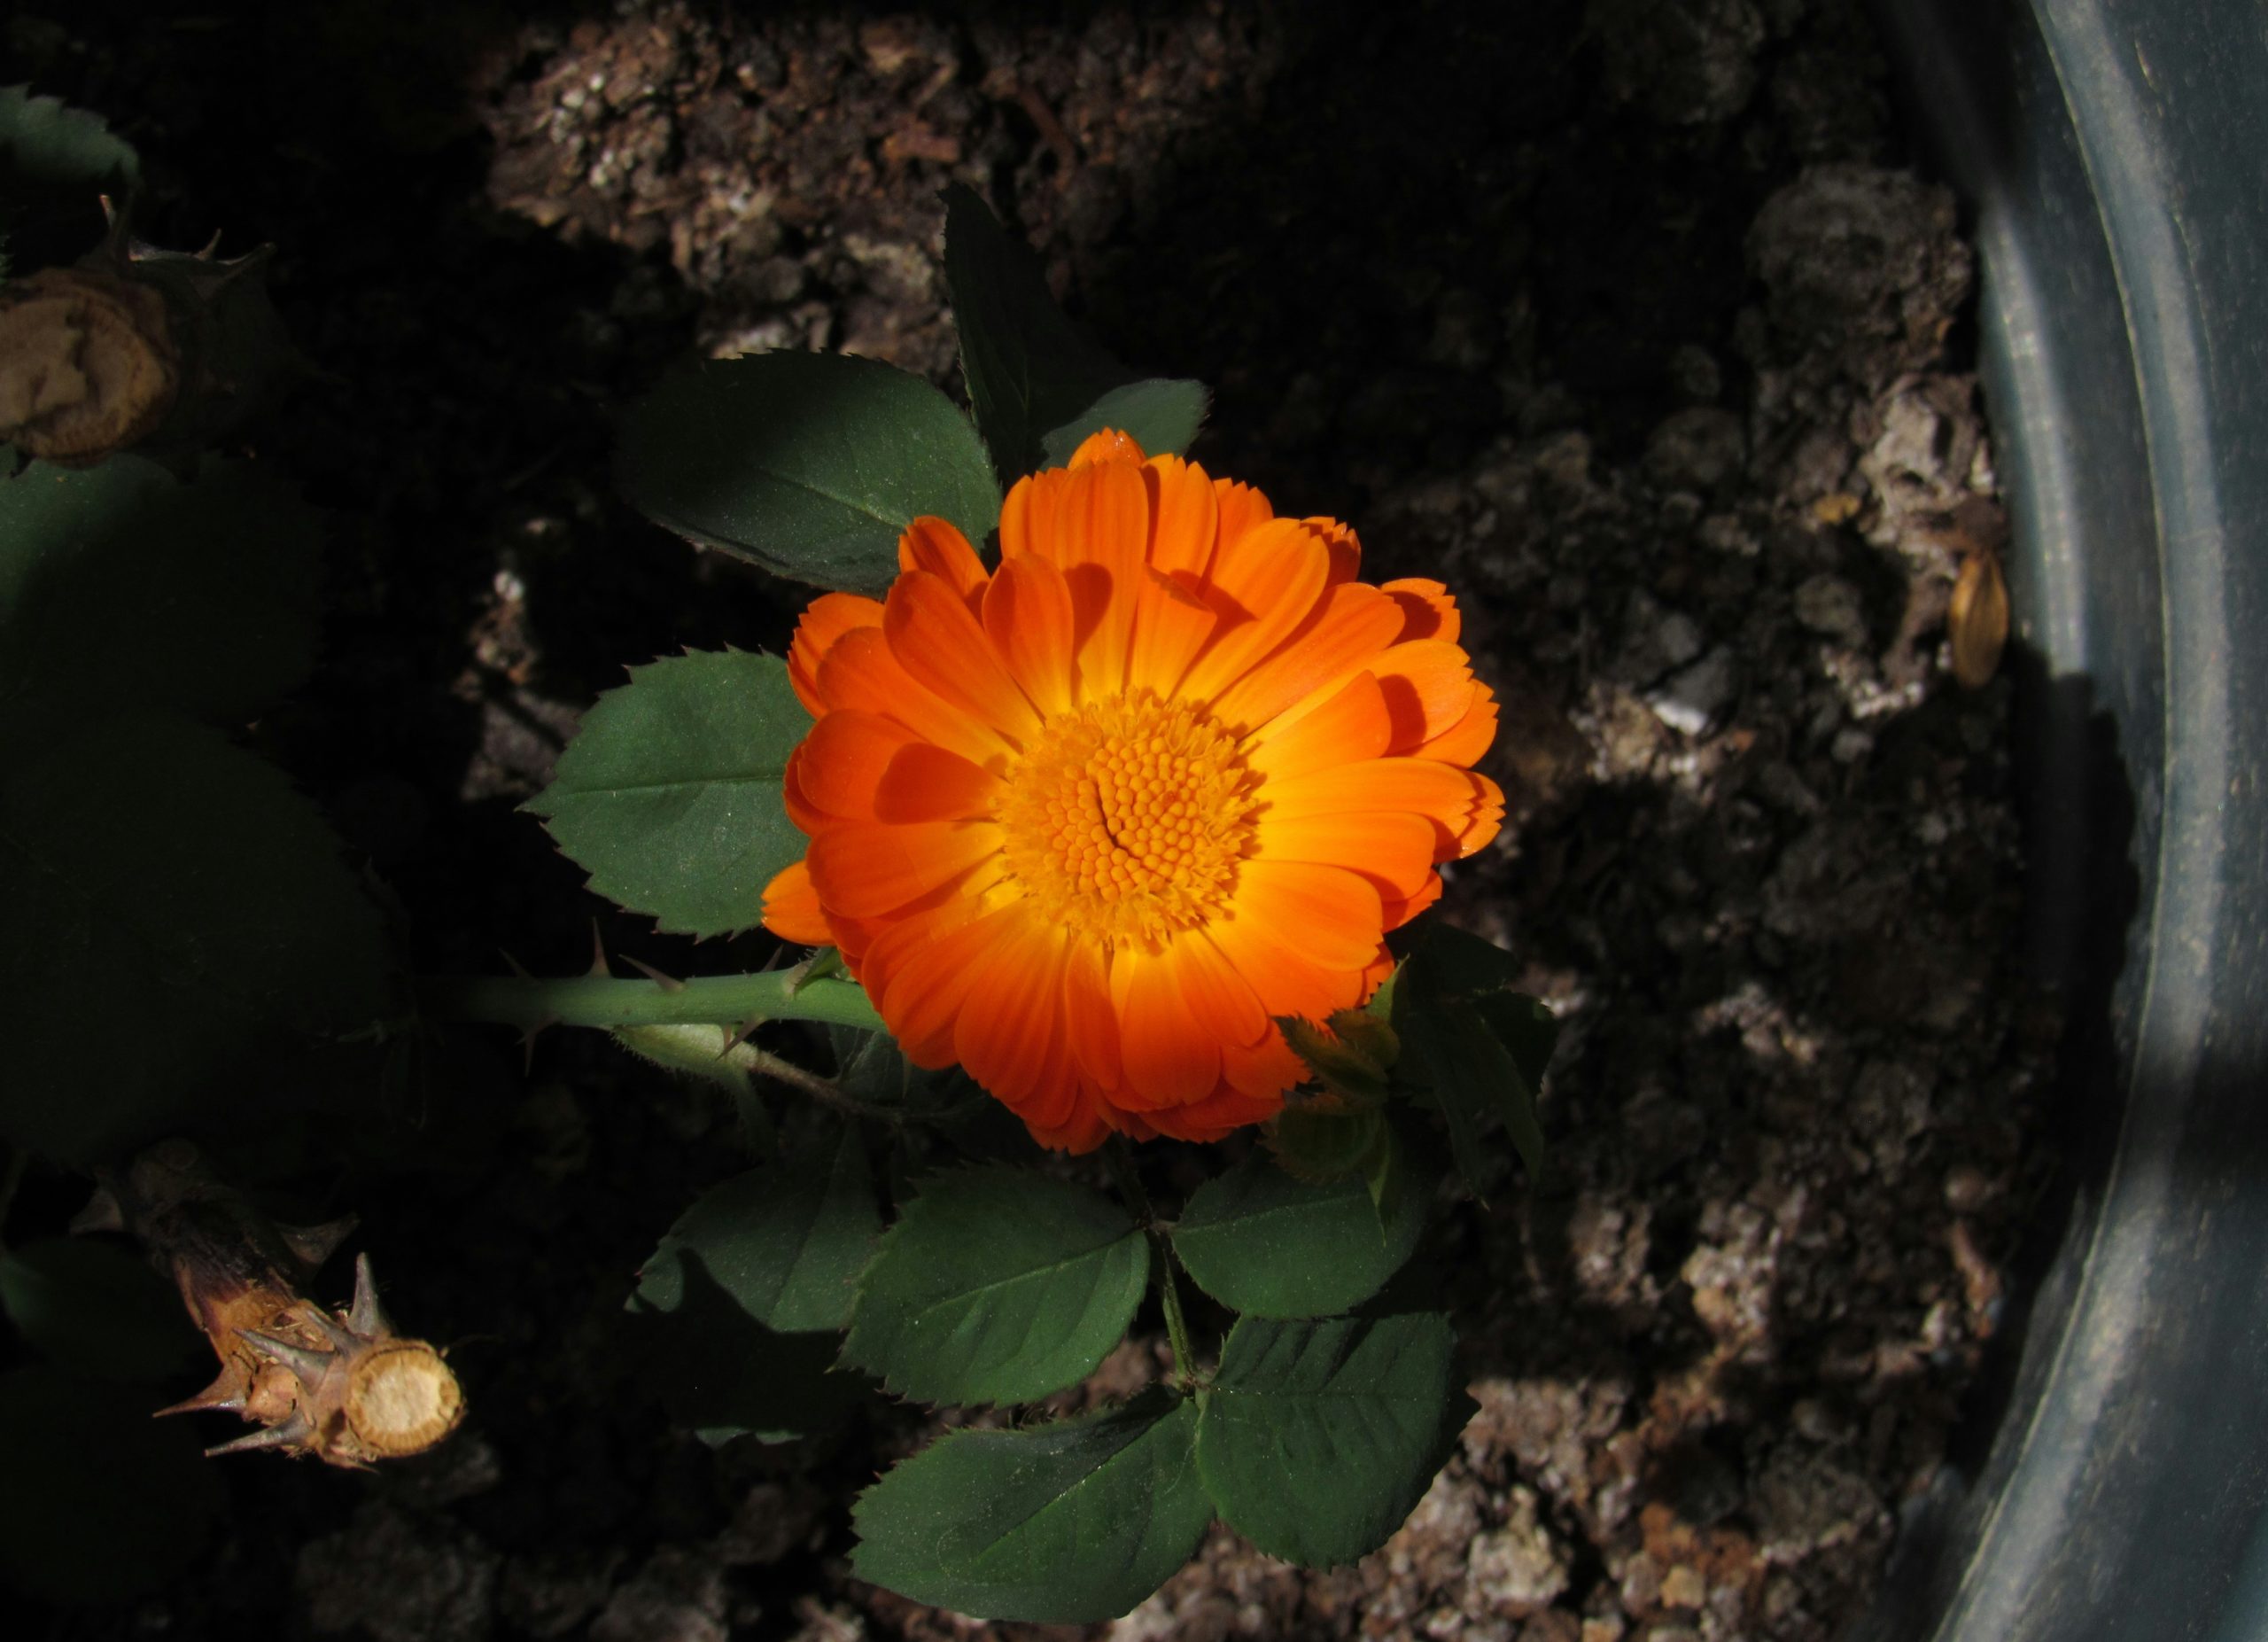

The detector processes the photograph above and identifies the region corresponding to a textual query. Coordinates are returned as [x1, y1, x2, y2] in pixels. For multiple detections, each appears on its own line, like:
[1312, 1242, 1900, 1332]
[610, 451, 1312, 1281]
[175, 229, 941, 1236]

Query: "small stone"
[1649, 647, 1739, 735]
[1643, 406, 1747, 492]
[1659, 1564, 1708, 1608]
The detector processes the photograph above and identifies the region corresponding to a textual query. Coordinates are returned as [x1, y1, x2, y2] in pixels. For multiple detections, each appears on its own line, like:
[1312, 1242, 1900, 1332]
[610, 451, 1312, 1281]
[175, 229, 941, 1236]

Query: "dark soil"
[11, 3, 2054, 1639]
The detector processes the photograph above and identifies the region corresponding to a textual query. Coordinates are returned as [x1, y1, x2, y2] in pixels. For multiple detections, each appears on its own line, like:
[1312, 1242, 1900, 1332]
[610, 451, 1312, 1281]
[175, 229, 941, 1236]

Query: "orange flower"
[762, 431, 1503, 1152]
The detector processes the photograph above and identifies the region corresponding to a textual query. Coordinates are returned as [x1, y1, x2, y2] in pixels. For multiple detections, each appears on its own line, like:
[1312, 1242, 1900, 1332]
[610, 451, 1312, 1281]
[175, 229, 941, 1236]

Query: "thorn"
[723, 1012, 766, 1053]
[346, 1252, 393, 1338]
[501, 949, 534, 981]
[276, 1215, 359, 1272]
[624, 955, 686, 992]
[69, 1187, 125, 1237]
[757, 946, 789, 973]
[517, 1014, 558, 1073]
[586, 921, 612, 978]
[296, 1301, 361, 1355]
[205, 1414, 311, 1459]
[242, 1330, 334, 1381]
[154, 1366, 250, 1419]
[196, 227, 224, 259]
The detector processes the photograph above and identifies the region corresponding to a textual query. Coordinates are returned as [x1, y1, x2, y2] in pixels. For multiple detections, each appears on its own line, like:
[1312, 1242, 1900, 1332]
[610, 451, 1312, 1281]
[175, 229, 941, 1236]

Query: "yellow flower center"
[995, 689, 1256, 947]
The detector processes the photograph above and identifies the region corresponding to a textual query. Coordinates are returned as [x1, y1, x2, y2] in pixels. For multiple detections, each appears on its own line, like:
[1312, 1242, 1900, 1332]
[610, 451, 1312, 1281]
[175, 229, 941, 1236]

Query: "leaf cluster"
[0, 460, 392, 1165]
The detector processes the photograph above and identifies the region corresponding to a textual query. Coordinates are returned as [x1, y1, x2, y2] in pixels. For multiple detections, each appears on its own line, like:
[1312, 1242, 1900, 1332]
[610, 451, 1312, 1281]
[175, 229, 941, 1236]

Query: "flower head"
[763, 431, 1502, 1151]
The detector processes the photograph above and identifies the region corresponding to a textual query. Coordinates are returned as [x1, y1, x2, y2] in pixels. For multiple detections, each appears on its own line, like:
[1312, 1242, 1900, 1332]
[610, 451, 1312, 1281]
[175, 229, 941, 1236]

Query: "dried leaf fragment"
[1948, 547, 2009, 689]
[0, 266, 177, 463]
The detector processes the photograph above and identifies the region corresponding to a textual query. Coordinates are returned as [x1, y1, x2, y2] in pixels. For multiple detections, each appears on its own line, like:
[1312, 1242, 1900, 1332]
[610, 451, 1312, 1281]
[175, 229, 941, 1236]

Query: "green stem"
[1107, 1138, 1199, 1389]
[421, 969, 884, 1035]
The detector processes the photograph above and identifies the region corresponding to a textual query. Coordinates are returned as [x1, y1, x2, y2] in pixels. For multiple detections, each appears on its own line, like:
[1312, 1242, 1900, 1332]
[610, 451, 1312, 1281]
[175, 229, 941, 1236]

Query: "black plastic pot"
[1856, 3, 2268, 1638]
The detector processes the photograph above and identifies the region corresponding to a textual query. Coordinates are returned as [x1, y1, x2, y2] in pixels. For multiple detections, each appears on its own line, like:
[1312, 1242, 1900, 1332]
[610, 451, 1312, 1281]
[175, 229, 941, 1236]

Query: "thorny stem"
[1107, 1139, 1199, 1389]
[422, 969, 885, 1035]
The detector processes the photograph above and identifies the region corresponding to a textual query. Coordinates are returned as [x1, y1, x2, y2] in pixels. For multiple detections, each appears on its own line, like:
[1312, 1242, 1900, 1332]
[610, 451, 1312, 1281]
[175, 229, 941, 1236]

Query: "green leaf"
[0, 1237, 200, 1382]
[1038, 377, 1210, 470]
[851, 1389, 1212, 1622]
[1390, 922, 1558, 1195]
[1172, 1141, 1425, 1319]
[843, 1166, 1150, 1405]
[636, 1125, 881, 1335]
[622, 1251, 867, 1446]
[616, 350, 1000, 595]
[0, 708, 392, 1166]
[527, 649, 808, 938]
[0, 86, 139, 271]
[1194, 1312, 1472, 1569]
[0, 457, 323, 725]
[0, 1366, 222, 1606]
[0, 85, 139, 196]
[944, 184, 1204, 481]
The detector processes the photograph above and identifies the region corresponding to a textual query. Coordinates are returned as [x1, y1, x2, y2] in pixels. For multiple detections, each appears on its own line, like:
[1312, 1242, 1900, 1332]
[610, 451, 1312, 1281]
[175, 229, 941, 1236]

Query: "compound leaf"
[1172, 1139, 1425, 1319]
[0, 708, 392, 1166]
[617, 350, 999, 595]
[944, 184, 1203, 481]
[0, 456, 322, 725]
[636, 1124, 881, 1335]
[843, 1167, 1149, 1406]
[1390, 922, 1558, 1195]
[1193, 1312, 1472, 1569]
[852, 1389, 1211, 1622]
[528, 649, 806, 938]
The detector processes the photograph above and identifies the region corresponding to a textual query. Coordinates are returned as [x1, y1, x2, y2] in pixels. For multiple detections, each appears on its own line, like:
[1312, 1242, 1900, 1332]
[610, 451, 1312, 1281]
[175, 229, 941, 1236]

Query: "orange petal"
[788, 592, 885, 714]
[1112, 946, 1222, 1109]
[898, 517, 990, 614]
[1144, 455, 1220, 577]
[1226, 859, 1384, 972]
[1252, 809, 1438, 898]
[1069, 428, 1146, 466]
[1379, 871, 1445, 933]
[1063, 940, 1121, 1088]
[1381, 578, 1461, 644]
[874, 901, 1021, 1065]
[818, 626, 1016, 766]
[1220, 1030, 1304, 1097]
[1181, 518, 1332, 701]
[1369, 640, 1482, 755]
[1208, 910, 1369, 1022]
[1264, 758, 1497, 858]
[1213, 479, 1274, 555]
[796, 711, 920, 820]
[1415, 680, 1499, 767]
[982, 556, 1077, 718]
[874, 741, 1001, 823]
[1058, 459, 1153, 696]
[1172, 930, 1270, 1049]
[1141, 1084, 1285, 1143]
[1208, 581, 1408, 733]
[782, 745, 826, 834]
[1305, 515, 1362, 585]
[805, 819, 1003, 917]
[1028, 1080, 1115, 1153]
[884, 569, 1044, 743]
[1127, 567, 1219, 696]
[760, 859, 829, 945]
[1246, 672, 1394, 782]
[956, 915, 1069, 1105]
